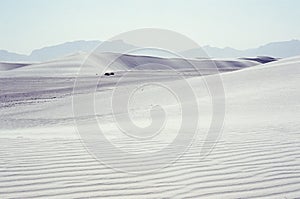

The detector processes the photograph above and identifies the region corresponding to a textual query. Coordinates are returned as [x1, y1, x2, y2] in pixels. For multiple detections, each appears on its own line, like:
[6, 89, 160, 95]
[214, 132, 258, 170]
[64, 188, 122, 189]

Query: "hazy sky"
[1, 0, 300, 54]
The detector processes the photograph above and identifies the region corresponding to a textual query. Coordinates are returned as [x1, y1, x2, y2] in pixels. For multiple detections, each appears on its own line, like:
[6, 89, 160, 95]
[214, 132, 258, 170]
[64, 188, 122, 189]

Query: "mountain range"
[184, 39, 300, 58]
[1, 39, 300, 62]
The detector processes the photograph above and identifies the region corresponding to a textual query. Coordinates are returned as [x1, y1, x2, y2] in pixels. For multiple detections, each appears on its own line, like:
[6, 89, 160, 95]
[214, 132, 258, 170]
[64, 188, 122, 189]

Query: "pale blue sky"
[1, 0, 300, 54]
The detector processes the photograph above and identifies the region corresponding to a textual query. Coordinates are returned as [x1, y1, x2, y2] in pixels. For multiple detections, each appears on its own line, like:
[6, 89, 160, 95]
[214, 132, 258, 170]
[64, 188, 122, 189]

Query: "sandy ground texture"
[0, 54, 299, 198]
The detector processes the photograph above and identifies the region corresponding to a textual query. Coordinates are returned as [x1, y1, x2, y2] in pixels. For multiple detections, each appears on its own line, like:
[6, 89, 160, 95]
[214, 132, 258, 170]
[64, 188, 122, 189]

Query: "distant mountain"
[1, 39, 300, 62]
[29, 40, 137, 61]
[0, 50, 27, 62]
[181, 40, 300, 58]
[244, 39, 300, 58]
[29, 40, 101, 61]
[0, 40, 137, 62]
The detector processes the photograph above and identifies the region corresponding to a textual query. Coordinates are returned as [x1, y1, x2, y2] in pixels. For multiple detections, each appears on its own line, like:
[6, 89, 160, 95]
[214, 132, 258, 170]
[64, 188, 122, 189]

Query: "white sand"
[0, 54, 299, 198]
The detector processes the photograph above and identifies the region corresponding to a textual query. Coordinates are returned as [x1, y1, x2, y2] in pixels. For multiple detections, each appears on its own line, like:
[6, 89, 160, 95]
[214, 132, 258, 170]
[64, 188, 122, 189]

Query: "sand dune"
[0, 52, 260, 77]
[0, 55, 299, 198]
[0, 62, 31, 71]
